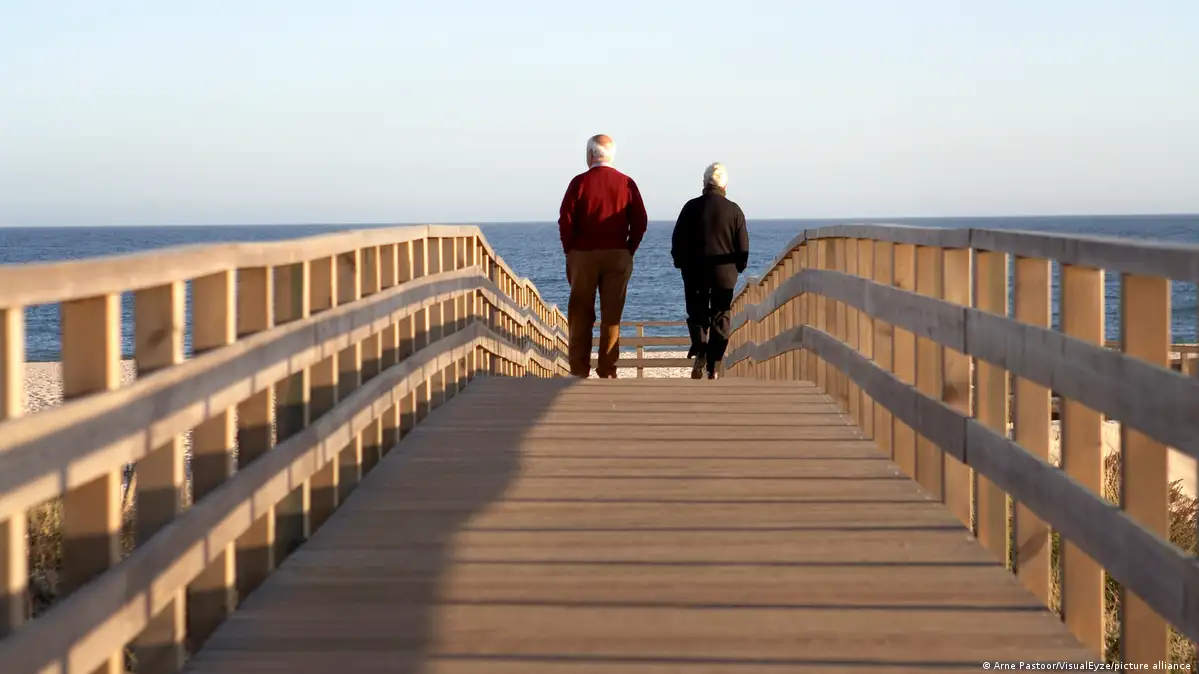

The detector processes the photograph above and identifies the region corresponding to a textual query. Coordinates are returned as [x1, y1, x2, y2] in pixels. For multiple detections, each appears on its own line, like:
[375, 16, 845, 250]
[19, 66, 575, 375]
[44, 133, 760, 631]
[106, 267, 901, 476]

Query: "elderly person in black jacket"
[670, 162, 750, 379]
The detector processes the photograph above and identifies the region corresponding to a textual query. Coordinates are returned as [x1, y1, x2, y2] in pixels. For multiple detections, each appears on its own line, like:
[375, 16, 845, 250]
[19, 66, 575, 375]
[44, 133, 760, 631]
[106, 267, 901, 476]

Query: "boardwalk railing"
[0, 225, 567, 674]
[591, 321, 692, 375]
[726, 224, 1199, 665]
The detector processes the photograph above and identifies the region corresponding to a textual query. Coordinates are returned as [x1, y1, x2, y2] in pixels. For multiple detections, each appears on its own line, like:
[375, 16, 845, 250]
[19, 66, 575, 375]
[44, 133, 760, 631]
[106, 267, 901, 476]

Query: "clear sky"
[2, 0, 1197, 226]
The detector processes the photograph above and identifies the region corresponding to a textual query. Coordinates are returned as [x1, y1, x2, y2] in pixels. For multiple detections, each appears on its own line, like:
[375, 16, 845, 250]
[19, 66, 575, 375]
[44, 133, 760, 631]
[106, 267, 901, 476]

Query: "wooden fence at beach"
[0, 225, 568, 674]
[724, 224, 1199, 663]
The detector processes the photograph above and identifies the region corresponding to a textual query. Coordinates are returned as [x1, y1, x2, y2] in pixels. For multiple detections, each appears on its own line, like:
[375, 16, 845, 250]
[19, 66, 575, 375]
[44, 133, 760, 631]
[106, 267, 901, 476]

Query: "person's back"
[672, 189, 749, 285]
[558, 134, 648, 378]
[671, 163, 749, 379]
[559, 165, 647, 254]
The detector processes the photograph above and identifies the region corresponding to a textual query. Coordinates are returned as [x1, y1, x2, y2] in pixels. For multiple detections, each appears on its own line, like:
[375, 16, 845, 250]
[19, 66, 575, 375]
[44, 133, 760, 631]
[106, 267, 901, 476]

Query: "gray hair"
[704, 162, 728, 189]
[586, 134, 615, 165]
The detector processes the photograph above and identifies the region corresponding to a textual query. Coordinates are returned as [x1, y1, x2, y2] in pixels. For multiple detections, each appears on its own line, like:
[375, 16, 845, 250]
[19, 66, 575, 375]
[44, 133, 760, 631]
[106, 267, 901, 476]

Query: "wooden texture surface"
[186, 377, 1088, 673]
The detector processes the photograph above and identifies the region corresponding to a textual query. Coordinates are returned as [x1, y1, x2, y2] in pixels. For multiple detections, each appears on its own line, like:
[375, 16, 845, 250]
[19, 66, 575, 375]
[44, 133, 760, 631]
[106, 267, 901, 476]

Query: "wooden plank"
[235, 266, 277, 603]
[132, 281, 187, 674]
[1012, 257, 1052, 607]
[60, 293, 124, 674]
[308, 256, 340, 533]
[974, 250, 1009, 564]
[187, 271, 238, 651]
[0, 307, 26, 636]
[892, 244, 918, 479]
[186, 378, 1090, 672]
[844, 240, 860, 422]
[915, 246, 944, 500]
[1119, 273, 1170, 665]
[856, 242, 874, 439]
[1059, 263, 1106, 655]
[273, 262, 312, 566]
[872, 242, 894, 460]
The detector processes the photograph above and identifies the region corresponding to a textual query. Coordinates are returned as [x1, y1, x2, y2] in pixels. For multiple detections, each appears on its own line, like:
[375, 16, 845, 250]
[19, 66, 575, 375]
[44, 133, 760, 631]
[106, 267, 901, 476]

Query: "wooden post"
[308, 257, 340, 532]
[234, 267, 276, 602]
[413, 239, 429, 352]
[1119, 273, 1170, 665]
[816, 240, 829, 392]
[856, 242, 874, 439]
[974, 250, 1010, 564]
[636, 324, 644, 378]
[872, 241, 895, 460]
[1059, 263, 1106, 655]
[359, 246, 382, 381]
[914, 246, 944, 500]
[844, 240, 860, 420]
[1013, 257, 1052, 606]
[942, 248, 973, 529]
[337, 249, 364, 503]
[60, 293, 123, 674]
[133, 280, 187, 673]
[0, 307, 27, 637]
[834, 238, 848, 406]
[380, 243, 402, 454]
[397, 242, 416, 362]
[273, 262, 311, 564]
[892, 243, 918, 478]
[186, 271, 238, 650]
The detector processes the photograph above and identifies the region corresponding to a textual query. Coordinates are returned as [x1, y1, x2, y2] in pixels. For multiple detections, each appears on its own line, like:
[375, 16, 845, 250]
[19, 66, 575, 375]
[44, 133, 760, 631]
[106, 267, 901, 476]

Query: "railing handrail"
[0, 224, 567, 328]
[735, 223, 1199, 304]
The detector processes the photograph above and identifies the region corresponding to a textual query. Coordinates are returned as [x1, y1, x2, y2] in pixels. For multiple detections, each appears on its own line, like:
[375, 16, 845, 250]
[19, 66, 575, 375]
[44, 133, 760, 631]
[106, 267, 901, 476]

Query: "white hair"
[586, 135, 615, 165]
[704, 162, 728, 189]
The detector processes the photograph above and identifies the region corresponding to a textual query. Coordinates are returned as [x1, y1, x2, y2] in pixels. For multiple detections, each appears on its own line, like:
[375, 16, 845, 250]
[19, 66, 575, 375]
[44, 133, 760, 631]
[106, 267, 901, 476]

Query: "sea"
[1, 215, 1197, 362]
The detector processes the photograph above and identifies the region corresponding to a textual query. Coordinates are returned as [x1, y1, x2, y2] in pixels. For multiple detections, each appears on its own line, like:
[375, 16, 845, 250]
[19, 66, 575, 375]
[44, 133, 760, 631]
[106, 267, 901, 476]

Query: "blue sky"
[1, 0, 1197, 226]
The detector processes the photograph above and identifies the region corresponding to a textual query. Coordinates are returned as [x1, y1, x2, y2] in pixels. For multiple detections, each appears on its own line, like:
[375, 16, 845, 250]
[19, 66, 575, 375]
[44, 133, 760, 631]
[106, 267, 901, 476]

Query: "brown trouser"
[567, 248, 633, 378]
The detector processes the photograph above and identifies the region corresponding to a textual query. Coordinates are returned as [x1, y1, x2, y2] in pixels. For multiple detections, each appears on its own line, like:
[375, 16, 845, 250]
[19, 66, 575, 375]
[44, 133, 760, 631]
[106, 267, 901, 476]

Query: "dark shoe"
[691, 355, 707, 379]
[707, 369, 718, 380]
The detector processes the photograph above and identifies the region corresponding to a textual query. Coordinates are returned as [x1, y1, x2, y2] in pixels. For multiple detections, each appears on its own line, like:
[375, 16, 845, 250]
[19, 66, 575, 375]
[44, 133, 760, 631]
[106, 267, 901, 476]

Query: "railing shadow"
[185, 374, 574, 672]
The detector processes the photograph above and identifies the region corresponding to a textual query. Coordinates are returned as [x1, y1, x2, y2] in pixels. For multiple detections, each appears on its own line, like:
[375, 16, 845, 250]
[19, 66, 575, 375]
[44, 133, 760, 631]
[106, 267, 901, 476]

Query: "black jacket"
[670, 187, 749, 272]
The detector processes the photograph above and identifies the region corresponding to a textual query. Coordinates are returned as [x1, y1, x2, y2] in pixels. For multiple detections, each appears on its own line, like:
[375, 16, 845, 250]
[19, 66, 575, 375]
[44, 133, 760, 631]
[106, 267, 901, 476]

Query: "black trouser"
[682, 264, 737, 369]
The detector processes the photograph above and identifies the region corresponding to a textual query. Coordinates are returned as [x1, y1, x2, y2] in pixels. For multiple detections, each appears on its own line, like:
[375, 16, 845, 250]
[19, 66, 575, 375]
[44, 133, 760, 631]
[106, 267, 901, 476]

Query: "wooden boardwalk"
[185, 377, 1088, 673]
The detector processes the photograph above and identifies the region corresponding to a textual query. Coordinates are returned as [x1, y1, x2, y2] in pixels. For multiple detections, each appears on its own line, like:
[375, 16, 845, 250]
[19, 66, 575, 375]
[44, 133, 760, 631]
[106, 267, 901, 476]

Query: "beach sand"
[591, 349, 693, 379]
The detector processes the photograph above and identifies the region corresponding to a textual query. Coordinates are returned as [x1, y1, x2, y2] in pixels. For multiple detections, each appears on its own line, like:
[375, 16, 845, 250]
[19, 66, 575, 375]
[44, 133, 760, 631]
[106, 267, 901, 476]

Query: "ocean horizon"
[1, 214, 1196, 361]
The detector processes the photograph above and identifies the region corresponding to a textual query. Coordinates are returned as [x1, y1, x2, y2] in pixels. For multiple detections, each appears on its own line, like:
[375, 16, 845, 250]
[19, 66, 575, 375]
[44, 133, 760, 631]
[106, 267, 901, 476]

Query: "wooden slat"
[856, 242, 874, 439]
[1119, 273, 1170, 665]
[974, 251, 1009, 563]
[60, 293, 124, 674]
[1012, 257, 1052, 606]
[0, 307, 26, 637]
[273, 262, 312, 566]
[914, 246, 943, 500]
[186, 378, 1090, 672]
[235, 266, 277, 602]
[132, 280, 187, 674]
[1059, 264, 1106, 655]
[870, 242, 894, 460]
[844, 240, 860, 422]
[892, 244, 917, 479]
[187, 271, 237, 651]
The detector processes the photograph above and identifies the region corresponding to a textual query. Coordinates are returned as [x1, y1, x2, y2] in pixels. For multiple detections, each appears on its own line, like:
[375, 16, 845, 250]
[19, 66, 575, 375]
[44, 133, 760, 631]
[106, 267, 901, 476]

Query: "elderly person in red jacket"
[558, 134, 649, 378]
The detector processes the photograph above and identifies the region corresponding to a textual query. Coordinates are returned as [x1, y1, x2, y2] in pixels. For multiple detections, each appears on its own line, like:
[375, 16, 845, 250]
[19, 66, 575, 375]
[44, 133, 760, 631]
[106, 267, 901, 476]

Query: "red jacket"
[558, 165, 648, 255]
